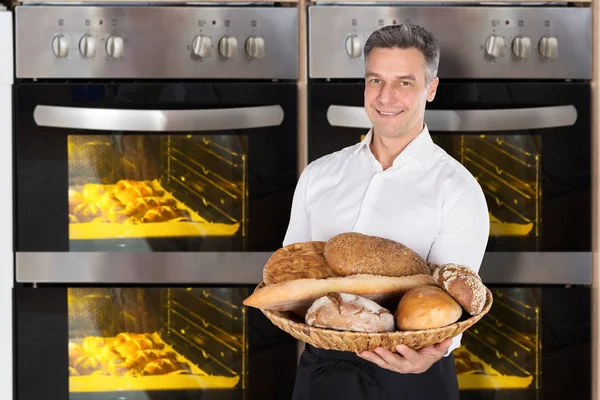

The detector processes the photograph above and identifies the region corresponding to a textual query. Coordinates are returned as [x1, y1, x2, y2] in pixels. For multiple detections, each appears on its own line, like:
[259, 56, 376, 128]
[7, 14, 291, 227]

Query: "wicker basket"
[259, 283, 493, 352]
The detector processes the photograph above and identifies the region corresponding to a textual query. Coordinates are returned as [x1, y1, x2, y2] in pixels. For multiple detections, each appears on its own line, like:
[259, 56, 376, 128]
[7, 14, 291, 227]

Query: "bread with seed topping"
[323, 232, 431, 277]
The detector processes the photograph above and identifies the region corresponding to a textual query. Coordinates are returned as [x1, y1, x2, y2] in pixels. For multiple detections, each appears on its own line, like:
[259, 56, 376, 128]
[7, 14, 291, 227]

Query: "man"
[283, 24, 490, 399]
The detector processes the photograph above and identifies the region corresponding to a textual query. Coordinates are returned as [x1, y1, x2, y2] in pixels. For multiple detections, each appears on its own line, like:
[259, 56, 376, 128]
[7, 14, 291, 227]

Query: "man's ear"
[427, 77, 439, 103]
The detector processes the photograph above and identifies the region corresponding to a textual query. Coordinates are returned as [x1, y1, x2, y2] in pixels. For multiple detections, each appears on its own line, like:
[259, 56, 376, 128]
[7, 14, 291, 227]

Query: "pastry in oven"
[68, 189, 84, 214]
[81, 183, 107, 205]
[73, 203, 102, 223]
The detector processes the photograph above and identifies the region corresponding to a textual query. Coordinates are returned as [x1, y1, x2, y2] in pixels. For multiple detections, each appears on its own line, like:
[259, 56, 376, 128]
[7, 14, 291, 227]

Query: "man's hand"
[356, 338, 452, 374]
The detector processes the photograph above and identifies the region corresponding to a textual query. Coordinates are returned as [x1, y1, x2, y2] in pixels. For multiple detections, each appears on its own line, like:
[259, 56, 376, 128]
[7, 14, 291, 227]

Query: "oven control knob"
[345, 35, 362, 58]
[245, 36, 265, 59]
[539, 36, 559, 59]
[79, 35, 96, 58]
[219, 36, 238, 58]
[106, 36, 124, 59]
[511, 36, 531, 59]
[51, 35, 69, 58]
[485, 35, 505, 58]
[191, 35, 212, 58]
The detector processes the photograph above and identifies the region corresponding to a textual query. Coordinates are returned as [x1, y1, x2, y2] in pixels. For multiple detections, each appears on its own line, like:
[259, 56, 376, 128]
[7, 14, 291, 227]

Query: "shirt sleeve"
[427, 182, 490, 273]
[427, 182, 490, 357]
[282, 164, 313, 247]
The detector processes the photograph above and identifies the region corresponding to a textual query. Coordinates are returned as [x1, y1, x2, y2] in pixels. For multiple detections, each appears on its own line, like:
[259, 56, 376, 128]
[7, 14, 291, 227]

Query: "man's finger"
[358, 350, 388, 369]
[395, 344, 422, 364]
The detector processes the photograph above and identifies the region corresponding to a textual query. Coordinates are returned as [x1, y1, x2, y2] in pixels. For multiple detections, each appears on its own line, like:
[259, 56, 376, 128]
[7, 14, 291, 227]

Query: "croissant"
[74, 203, 102, 223]
[82, 336, 107, 356]
[68, 189, 84, 214]
[69, 214, 79, 224]
[124, 197, 177, 216]
[142, 206, 190, 223]
[115, 180, 156, 198]
[74, 355, 101, 376]
[115, 339, 143, 359]
[114, 186, 144, 205]
[98, 192, 123, 216]
[142, 358, 180, 375]
[81, 183, 106, 205]
[108, 205, 130, 224]
[69, 342, 84, 367]
[108, 356, 130, 377]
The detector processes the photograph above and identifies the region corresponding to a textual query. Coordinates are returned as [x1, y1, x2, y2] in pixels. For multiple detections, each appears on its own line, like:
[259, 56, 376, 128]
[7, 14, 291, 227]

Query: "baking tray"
[69, 180, 241, 240]
[69, 332, 241, 392]
[455, 347, 534, 390]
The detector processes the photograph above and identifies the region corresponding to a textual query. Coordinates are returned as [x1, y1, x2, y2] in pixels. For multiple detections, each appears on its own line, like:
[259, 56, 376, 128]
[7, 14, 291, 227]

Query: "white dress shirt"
[283, 125, 490, 355]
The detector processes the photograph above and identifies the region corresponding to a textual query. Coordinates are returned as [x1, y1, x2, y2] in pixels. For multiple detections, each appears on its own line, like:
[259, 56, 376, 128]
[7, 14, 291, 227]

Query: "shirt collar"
[354, 124, 435, 167]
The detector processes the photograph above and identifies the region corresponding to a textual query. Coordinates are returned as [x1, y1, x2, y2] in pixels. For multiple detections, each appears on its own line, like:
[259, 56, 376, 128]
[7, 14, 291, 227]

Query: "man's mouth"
[376, 109, 402, 117]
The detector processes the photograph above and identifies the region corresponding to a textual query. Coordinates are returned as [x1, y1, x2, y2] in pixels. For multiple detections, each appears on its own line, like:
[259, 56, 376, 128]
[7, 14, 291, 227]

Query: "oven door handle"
[33, 105, 285, 131]
[326, 105, 578, 131]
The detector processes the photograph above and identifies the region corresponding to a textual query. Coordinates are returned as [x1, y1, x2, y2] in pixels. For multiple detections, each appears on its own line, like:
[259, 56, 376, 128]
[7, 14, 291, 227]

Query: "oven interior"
[68, 134, 247, 243]
[68, 287, 248, 393]
[433, 134, 540, 242]
[456, 287, 540, 391]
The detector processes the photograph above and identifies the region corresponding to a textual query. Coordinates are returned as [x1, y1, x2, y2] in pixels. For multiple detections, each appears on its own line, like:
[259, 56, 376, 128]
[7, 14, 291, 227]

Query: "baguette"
[244, 273, 436, 314]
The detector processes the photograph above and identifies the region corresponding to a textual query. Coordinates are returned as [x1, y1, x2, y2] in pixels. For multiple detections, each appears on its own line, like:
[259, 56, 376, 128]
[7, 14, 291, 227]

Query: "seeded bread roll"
[306, 292, 395, 333]
[395, 286, 463, 330]
[432, 264, 486, 315]
[324, 232, 431, 277]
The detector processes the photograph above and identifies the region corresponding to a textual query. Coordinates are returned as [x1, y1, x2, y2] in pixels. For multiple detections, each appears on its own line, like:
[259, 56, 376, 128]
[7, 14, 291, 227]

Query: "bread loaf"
[395, 286, 463, 330]
[324, 232, 430, 277]
[305, 292, 395, 333]
[433, 264, 486, 315]
[263, 241, 339, 285]
[243, 273, 437, 314]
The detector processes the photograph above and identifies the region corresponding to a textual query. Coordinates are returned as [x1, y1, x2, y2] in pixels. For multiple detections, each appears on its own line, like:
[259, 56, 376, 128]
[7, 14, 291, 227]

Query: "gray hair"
[364, 24, 440, 84]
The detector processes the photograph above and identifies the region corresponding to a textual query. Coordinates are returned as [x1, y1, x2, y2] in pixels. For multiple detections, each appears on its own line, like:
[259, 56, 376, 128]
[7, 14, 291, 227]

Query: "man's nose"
[377, 83, 395, 105]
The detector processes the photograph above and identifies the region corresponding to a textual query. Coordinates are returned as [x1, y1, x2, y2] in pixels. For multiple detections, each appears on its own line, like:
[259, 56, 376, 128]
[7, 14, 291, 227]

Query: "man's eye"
[369, 79, 380, 84]
[399, 81, 410, 86]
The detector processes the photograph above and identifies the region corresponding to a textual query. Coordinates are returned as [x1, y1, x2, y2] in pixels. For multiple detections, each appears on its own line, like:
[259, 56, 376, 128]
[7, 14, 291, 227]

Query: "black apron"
[292, 344, 460, 400]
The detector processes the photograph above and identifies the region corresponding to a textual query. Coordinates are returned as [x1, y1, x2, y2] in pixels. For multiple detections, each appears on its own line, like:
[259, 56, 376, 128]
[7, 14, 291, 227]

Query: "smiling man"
[283, 24, 490, 400]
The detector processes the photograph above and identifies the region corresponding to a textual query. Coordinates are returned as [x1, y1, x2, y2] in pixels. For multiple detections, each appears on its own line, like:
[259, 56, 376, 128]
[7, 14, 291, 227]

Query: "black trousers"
[292, 344, 460, 400]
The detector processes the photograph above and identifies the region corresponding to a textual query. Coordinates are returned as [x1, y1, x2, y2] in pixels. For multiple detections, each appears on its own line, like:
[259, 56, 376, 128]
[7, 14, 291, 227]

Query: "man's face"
[364, 47, 439, 140]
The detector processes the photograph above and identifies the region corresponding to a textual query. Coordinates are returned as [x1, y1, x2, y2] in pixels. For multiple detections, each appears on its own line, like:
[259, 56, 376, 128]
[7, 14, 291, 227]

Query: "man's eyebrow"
[365, 72, 417, 81]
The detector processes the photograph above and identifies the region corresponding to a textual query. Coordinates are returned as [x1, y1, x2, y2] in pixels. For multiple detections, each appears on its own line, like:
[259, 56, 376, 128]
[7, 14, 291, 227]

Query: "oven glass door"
[456, 285, 590, 400]
[15, 285, 298, 400]
[308, 81, 591, 284]
[16, 82, 297, 253]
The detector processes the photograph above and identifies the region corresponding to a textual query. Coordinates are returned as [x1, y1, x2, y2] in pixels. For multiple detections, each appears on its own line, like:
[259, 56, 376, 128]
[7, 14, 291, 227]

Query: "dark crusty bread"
[324, 232, 431, 277]
[432, 264, 486, 315]
[263, 241, 339, 285]
[305, 292, 395, 333]
[395, 286, 463, 330]
[243, 273, 437, 314]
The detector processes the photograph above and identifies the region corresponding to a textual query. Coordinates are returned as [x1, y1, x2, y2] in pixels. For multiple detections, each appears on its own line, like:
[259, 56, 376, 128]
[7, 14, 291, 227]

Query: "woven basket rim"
[258, 281, 493, 351]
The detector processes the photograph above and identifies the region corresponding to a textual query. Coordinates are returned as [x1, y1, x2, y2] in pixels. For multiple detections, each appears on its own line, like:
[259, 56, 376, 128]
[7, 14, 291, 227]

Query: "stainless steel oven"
[14, 5, 299, 400]
[15, 5, 298, 283]
[308, 5, 592, 400]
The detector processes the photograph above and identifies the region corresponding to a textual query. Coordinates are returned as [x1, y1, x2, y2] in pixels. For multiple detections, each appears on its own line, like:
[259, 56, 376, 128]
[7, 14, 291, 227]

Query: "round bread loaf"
[263, 241, 339, 285]
[432, 264, 486, 315]
[395, 286, 463, 331]
[323, 232, 431, 277]
[305, 292, 395, 333]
